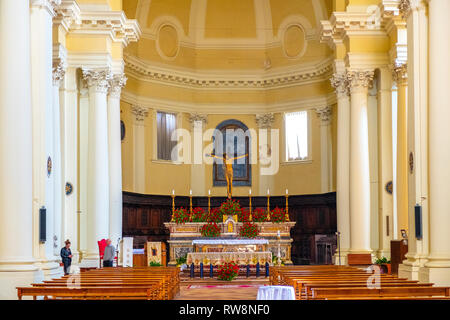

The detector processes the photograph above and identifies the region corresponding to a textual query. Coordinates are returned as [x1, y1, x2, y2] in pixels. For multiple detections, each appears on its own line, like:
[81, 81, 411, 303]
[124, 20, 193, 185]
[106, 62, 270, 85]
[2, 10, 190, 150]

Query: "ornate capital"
[52, 61, 66, 87]
[189, 113, 208, 127]
[330, 73, 348, 97]
[346, 70, 374, 92]
[391, 63, 408, 85]
[109, 73, 127, 98]
[255, 113, 275, 129]
[399, 0, 411, 19]
[82, 68, 112, 93]
[131, 105, 149, 122]
[315, 106, 332, 124]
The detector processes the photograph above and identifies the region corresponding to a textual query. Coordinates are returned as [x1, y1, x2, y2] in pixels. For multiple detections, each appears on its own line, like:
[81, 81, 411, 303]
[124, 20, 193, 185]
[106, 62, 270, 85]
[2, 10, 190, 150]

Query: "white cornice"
[121, 90, 336, 115]
[54, 1, 141, 46]
[124, 54, 333, 90]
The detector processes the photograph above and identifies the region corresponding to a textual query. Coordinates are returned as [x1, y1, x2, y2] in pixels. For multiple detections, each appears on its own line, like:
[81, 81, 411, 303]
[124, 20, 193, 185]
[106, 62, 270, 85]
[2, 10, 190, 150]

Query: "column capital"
[82, 68, 112, 94]
[131, 105, 149, 122]
[31, 0, 61, 17]
[391, 63, 408, 85]
[109, 73, 127, 99]
[399, 0, 428, 19]
[346, 70, 374, 93]
[255, 113, 275, 129]
[189, 113, 208, 128]
[52, 61, 66, 87]
[315, 106, 332, 124]
[330, 73, 349, 97]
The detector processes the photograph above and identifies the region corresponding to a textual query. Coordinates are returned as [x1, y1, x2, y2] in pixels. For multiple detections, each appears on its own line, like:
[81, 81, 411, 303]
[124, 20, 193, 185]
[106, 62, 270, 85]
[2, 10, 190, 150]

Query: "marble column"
[0, 0, 39, 299]
[315, 106, 333, 193]
[189, 113, 208, 195]
[398, 0, 429, 281]
[347, 70, 374, 256]
[52, 61, 65, 258]
[108, 74, 127, 246]
[377, 68, 394, 258]
[331, 73, 350, 265]
[420, 0, 450, 286]
[393, 64, 408, 238]
[80, 69, 112, 267]
[30, 0, 61, 278]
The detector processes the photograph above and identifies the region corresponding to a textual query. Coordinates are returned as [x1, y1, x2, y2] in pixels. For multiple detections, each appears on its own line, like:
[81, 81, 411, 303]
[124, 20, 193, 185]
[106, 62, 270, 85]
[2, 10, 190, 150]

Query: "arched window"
[212, 119, 251, 186]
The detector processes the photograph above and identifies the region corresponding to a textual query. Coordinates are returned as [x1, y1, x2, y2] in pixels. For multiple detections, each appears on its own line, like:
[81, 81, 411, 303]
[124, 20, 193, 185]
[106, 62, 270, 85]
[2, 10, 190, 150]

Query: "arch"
[212, 119, 251, 187]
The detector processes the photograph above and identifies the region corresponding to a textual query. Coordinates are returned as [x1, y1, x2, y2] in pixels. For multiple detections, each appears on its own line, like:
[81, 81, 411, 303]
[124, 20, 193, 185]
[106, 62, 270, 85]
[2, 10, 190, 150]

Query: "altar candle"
[208, 189, 211, 196]
[190, 189, 192, 195]
[249, 189, 252, 195]
[267, 188, 270, 195]
[172, 189, 175, 195]
[286, 189, 288, 195]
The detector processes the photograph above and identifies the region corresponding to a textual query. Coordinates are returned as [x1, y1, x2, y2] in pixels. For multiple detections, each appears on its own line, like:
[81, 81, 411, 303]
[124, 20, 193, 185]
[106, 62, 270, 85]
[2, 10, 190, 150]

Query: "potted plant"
[375, 257, 391, 274]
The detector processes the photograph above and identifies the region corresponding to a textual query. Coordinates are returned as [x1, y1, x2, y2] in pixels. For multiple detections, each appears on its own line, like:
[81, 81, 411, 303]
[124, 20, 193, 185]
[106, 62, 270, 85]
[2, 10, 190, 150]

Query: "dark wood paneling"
[122, 191, 337, 264]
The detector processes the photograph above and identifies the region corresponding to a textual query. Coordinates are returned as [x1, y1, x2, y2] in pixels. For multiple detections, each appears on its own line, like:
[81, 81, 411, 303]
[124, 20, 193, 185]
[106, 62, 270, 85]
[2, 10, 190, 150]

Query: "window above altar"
[156, 111, 177, 161]
[284, 111, 309, 162]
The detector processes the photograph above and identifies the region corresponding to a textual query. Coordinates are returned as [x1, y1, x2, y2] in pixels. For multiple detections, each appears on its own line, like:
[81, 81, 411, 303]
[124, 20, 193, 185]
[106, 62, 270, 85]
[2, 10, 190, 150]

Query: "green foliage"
[176, 255, 187, 266]
[149, 261, 162, 267]
[200, 222, 221, 237]
[219, 199, 242, 216]
[375, 257, 391, 265]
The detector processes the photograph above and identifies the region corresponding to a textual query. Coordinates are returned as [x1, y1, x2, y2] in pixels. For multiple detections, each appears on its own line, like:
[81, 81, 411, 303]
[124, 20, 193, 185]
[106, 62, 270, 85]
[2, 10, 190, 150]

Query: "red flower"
[270, 207, 287, 223]
[239, 222, 258, 238]
[200, 222, 221, 237]
[172, 207, 189, 224]
[238, 207, 251, 222]
[252, 208, 268, 222]
[191, 207, 207, 222]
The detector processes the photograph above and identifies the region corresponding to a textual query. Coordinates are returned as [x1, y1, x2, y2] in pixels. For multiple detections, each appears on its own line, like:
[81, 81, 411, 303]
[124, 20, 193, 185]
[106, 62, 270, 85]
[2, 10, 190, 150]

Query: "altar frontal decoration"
[270, 207, 287, 223]
[172, 207, 189, 224]
[200, 222, 221, 237]
[239, 222, 258, 238]
[217, 261, 239, 281]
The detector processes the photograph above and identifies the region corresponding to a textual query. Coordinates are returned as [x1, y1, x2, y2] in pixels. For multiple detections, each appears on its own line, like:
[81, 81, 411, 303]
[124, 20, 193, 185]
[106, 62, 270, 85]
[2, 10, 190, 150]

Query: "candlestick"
[266, 192, 271, 221]
[189, 191, 193, 220]
[249, 191, 252, 221]
[285, 193, 290, 222]
[171, 192, 175, 222]
[208, 190, 211, 214]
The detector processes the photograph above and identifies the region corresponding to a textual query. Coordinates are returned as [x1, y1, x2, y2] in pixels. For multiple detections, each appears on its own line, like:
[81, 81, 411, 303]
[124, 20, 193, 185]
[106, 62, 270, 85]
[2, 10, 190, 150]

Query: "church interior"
[1, 0, 450, 301]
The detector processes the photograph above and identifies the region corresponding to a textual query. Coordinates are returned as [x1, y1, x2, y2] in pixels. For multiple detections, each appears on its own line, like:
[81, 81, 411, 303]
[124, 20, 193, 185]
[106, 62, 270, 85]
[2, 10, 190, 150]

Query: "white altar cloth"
[192, 239, 269, 245]
[256, 286, 295, 300]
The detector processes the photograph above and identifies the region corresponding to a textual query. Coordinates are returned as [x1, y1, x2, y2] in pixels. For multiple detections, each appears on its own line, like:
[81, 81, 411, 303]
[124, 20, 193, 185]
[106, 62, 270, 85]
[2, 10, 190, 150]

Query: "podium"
[390, 240, 408, 274]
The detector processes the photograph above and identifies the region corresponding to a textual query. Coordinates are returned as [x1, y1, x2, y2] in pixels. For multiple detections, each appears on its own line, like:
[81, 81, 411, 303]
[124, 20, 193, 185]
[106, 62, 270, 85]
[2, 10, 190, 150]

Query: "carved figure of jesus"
[207, 153, 248, 199]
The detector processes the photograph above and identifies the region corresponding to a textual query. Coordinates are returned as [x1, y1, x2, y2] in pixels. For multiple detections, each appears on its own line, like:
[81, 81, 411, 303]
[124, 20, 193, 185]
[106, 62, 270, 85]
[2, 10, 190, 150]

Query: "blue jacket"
[60, 247, 72, 265]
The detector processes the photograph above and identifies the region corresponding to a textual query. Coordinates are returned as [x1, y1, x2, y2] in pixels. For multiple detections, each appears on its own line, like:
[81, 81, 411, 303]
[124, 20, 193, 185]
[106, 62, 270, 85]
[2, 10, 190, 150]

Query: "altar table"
[187, 251, 272, 265]
[256, 286, 296, 300]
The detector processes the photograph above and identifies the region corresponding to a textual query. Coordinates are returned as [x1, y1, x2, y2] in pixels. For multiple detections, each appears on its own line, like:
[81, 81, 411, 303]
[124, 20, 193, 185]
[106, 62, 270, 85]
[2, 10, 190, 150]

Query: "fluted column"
[131, 105, 149, 193]
[108, 74, 127, 246]
[421, 0, 450, 286]
[315, 106, 333, 194]
[80, 69, 112, 267]
[398, 0, 429, 281]
[393, 64, 409, 238]
[52, 61, 65, 258]
[0, 0, 39, 299]
[347, 70, 374, 255]
[331, 73, 350, 264]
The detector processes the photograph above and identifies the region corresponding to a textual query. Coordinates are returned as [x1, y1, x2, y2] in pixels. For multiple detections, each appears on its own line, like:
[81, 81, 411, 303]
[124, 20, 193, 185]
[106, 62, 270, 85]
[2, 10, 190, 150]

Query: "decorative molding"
[31, 0, 61, 17]
[82, 68, 112, 93]
[188, 113, 208, 127]
[346, 70, 375, 90]
[131, 105, 149, 122]
[391, 63, 408, 84]
[314, 106, 332, 123]
[255, 113, 275, 129]
[124, 54, 333, 90]
[330, 73, 348, 96]
[54, 1, 141, 46]
[52, 61, 66, 87]
[109, 73, 127, 99]
[398, 0, 411, 19]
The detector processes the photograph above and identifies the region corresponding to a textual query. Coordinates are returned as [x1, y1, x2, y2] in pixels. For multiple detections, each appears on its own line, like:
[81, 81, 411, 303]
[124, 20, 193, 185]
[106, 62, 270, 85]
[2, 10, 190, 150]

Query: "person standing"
[60, 240, 72, 275]
[103, 239, 116, 267]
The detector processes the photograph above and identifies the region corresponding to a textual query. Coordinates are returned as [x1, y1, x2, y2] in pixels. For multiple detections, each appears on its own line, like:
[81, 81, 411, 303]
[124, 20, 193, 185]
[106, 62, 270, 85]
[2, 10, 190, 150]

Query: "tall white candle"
[172, 189, 175, 195]
[190, 189, 192, 195]
[208, 189, 211, 195]
[286, 189, 288, 195]
[249, 189, 252, 195]
[267, 188, 270, 195]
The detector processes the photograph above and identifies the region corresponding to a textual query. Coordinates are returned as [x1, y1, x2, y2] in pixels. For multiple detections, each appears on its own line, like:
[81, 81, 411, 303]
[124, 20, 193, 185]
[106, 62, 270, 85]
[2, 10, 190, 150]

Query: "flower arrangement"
[238, 207, 251, 222]
[208, 207, 222, 223]
[252, 208, 268, 222]
[270, 207, 287, 223]
[200, 222, 221, 237]
[239, 222, 258, 238]
[172, 207, 190, 224]
[219, 199, 242, 216]
[217, 261, 239, 281]
[191, 207, 207, 222]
